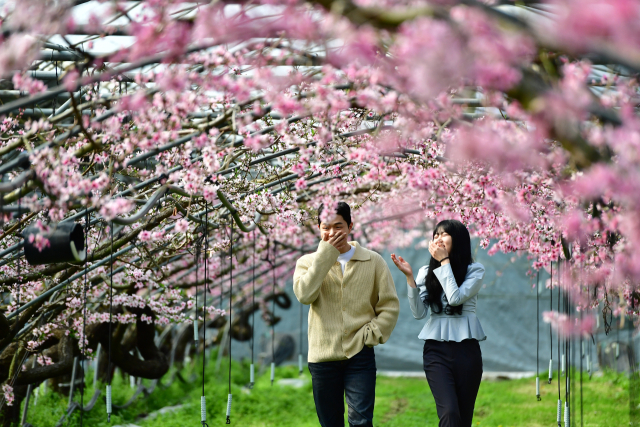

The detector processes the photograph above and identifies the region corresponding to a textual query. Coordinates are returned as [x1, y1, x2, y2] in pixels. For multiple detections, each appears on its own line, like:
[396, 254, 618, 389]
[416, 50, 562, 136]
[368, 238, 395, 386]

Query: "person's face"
[433, 228, 453, 255]
[318, 214, 353, 241]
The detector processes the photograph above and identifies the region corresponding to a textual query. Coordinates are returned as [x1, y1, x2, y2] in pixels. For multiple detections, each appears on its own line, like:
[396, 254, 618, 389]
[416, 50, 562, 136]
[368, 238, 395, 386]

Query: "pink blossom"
[174, 219, 189, 233]
[295, 178, 307, 190]
[244, 135, 270, 152]
[138, 231, 152, 242]
[99, 198, 135, 221]
[543, 310, 596, 338]
[12, 73, 46, 94]
[0, 35, 39, 76]
[2, 384, 14, 406]
[63, 69, 80, 92]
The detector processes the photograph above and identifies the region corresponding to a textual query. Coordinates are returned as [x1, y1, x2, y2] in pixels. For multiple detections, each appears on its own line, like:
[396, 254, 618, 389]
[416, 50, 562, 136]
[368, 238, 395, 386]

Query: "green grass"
[20, 355, 633, 427]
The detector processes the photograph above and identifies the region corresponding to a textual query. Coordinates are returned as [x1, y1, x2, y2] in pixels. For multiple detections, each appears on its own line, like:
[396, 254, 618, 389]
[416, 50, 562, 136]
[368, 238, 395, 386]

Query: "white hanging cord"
[557, 399, 562, 427]
[564, 401, 569, 426]
[226, 394, 233, 425]
[106, 384, 112, 419]
[201, 396, 207, 426]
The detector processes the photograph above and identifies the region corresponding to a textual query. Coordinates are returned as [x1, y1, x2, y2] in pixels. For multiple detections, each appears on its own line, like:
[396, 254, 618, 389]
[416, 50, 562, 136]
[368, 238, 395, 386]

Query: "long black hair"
[423, 219, 474, 315]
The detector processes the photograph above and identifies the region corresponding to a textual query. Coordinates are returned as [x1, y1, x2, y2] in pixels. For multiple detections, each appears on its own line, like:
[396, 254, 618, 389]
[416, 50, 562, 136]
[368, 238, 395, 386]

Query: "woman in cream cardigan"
[391, 219, 486, 427]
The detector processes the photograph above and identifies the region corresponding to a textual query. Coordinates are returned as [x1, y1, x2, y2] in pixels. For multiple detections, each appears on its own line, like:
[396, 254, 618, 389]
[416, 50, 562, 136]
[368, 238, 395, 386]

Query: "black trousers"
[423, 339, 483, 427]
[307, 346, 376, 427]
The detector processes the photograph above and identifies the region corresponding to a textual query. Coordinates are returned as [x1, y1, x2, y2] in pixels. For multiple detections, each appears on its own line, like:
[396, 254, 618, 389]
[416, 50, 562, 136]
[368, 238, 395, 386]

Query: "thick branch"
[95, 307, 169, 379]
[14, 335, 74, 386]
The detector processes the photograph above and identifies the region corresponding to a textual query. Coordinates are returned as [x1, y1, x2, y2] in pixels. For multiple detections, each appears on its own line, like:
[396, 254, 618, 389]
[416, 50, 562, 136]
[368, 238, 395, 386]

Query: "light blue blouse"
[407, 262, 487, 342]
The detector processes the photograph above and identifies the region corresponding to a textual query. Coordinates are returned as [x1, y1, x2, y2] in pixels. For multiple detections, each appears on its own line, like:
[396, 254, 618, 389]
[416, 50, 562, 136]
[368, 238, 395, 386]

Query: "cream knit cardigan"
[293, 240, 400, 363]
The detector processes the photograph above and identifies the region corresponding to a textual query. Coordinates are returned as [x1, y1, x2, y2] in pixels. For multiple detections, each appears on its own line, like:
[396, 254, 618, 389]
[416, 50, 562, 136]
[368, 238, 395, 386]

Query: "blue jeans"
[307, 346, 376, 427]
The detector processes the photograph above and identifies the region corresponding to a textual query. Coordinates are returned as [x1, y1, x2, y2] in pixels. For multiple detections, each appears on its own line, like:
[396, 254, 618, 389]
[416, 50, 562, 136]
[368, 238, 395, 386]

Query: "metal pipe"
[0, 170, 34, 193]
[6, 243, 136, 320]
[0, 250, 24, 267]
[0, 42, 218, 117]
[0, 90, 70, 99]
[111, 185, 168, 225]
[68, 357, 78, 408]
[0, 242, 24, 259]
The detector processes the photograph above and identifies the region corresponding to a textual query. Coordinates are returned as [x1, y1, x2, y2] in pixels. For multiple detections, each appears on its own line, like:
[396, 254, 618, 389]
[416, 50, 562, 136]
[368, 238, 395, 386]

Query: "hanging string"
[80, 208, 89, 426]
[558, 255, 567, 380]
[194, 234, 200, 343]
[16, 196, 21, 309]
[557, 259, 562, 427]
[250, 231, 256, 389]
[628, 296, 635, 427]
[203, 202, 209, 368]
[580, 284, 584, 427]
[549, 260, 553, 384]
[563, 259, 569, 427]
[270, 239, 276, 387]
[106, 222, 113, 422]
[570, 331, 574, 427]
[201, 204, 210, 427]
[195, 216, 205, 427]
[226, 219, 233, 424]
[536, 268, 541, 401]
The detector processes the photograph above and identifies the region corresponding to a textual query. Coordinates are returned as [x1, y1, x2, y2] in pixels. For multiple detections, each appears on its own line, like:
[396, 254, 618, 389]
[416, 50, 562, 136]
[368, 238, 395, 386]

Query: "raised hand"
[391, 253, 413, 277]
[428, 240, 449, 262]
[324, 231, 347, 251]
